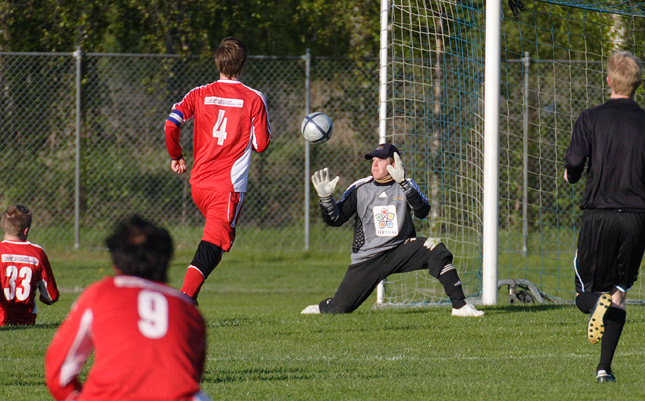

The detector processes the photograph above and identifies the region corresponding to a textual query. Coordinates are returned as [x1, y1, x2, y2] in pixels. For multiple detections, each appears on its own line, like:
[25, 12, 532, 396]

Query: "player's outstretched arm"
[311, 167, 340, 199]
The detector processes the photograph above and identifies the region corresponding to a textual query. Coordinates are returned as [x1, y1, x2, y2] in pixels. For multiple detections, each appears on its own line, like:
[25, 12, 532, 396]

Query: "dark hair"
[105, 215, 174, 283]
[215, 37, 248, 78]
[1, 204, 32, 236]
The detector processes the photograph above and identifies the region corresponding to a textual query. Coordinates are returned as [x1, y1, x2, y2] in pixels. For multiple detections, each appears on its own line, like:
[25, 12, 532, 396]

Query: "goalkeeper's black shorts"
[320, 237, 453, 313]
[574, 209, 645, 293]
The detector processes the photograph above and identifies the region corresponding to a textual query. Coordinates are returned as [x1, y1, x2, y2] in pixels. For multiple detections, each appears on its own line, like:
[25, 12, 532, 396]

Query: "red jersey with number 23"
[45, 276, 208, 401]
[165, 79, 271, 192]
[0, 240, 59, 325]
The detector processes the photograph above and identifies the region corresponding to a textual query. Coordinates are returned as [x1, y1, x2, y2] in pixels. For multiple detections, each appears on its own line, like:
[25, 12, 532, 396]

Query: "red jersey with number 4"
[0, 240, 59, 325]
[45, 276, 207, 401]
[165, 79, 271, 192]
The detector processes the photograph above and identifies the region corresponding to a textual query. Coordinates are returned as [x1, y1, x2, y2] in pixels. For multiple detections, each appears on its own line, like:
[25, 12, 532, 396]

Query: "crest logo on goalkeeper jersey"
[373, 205, 398, 237]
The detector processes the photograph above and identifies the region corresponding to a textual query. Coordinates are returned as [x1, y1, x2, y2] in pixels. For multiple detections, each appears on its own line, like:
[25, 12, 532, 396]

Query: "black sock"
[318, 298, 334, 314]
[575, 292, 599, 314]
[190, 240, 223, 279]
[438, 265, 466, 309]
[597, 307, 626, 373]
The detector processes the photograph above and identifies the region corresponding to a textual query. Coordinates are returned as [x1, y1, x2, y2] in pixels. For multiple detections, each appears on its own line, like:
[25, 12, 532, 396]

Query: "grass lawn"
[1, 247, 644, 400]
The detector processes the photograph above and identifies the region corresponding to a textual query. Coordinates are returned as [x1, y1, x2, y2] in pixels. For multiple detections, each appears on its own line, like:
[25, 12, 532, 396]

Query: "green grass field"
[1, 247, 644, 400]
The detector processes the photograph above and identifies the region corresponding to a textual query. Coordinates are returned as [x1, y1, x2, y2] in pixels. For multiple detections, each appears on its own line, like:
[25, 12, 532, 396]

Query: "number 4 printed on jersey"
[213, 109, 228, 145]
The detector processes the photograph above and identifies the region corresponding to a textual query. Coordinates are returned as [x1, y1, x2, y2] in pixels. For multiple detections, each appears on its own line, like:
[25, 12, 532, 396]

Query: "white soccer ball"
[301, 112, 333, 144]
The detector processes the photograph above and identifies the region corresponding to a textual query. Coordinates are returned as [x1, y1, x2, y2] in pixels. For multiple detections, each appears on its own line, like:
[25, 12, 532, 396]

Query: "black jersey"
[565, 98, 645, 210]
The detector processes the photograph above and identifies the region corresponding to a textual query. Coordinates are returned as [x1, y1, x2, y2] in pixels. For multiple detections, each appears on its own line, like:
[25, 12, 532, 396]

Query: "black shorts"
[574, 210, 645, 293]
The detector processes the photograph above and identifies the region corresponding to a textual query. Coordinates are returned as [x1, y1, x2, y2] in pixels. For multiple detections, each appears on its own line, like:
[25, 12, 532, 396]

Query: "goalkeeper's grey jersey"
[320, 176, 430, 264]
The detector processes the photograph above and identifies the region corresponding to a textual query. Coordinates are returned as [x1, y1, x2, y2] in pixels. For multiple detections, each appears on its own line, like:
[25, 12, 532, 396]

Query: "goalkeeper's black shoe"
[596, 369, 616, 383]
[588, 293, 611, 344]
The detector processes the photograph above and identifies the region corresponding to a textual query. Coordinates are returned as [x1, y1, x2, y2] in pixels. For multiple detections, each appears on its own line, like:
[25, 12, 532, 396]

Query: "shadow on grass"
[210, 367, 317, 383]
[371, 303, 574, 315]
[479, 303, 574, 313]
[0, 322, 60, 330]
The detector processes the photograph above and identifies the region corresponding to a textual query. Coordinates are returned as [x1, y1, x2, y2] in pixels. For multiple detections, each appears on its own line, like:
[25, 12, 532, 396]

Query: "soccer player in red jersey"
[165, 37, 271, 303]
[45, 215, 210, 401]
[0, 204, 59, 326]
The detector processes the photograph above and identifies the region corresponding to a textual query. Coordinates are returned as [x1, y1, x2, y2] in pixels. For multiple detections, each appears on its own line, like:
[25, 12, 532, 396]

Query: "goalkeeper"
[301, 143, 483, 317]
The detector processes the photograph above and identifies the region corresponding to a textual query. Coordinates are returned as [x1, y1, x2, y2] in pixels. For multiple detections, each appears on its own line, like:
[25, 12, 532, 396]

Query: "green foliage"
[295, 0, 379, 58]
[1, 247, 644, 400]
[0, 0, 379, 56]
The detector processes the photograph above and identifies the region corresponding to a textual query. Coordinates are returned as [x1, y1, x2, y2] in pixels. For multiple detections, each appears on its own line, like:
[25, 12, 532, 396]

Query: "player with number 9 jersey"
[45, 276, 207, 401]
[45, 215, 210, 401]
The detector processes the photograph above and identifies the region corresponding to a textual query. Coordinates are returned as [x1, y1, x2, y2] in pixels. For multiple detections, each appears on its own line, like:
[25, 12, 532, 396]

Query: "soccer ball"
[301, 112, 333, 144]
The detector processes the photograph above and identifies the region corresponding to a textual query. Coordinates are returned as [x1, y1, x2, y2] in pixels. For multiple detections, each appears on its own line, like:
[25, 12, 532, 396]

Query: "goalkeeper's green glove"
[311, 167, 340, 198]
[386, 152, 405, 184]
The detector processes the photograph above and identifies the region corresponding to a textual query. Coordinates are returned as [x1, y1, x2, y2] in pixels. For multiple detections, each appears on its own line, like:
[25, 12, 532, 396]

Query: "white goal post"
[376, 0, 389, 305]
[481, 0, 501, 304]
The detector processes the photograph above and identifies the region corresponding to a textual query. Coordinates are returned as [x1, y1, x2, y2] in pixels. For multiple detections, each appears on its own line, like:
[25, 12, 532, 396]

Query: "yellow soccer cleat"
[587, 293, 611, 344]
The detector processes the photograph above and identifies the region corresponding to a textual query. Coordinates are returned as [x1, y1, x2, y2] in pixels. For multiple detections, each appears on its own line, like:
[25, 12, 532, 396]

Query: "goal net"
[377, 0, 645, 307]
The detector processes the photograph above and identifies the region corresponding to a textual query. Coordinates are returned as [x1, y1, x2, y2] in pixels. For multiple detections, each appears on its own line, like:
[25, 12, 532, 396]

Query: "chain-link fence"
[0, 51, 380, 252]
[1, 49, 641, 292]
[497, 57, 615, 299]
[500, 57, 608, 236]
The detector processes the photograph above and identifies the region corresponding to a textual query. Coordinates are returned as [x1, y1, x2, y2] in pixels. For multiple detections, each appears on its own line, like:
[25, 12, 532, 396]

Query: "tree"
[0, 0, 380, 57]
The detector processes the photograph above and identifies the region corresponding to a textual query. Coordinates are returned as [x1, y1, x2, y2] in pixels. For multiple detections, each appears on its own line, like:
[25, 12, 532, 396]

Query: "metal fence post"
[74, 46, 82, 249]
[522, 52, 530, 255]
[304, 49, 311, 250]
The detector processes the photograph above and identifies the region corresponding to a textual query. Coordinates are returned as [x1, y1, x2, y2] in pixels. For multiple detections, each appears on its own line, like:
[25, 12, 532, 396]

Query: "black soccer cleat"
[181, 291, 199, 306]
[596, 369, 616, 383]
[587, 293, 611, 344]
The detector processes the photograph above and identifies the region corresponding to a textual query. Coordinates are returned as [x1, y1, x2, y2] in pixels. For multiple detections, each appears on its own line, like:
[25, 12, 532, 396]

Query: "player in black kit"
[564, 50, 645, 384]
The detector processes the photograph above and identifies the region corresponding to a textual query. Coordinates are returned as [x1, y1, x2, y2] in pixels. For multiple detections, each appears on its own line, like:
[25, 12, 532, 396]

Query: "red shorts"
[1, 305, 36, 326]
[191, 187, 245, 252]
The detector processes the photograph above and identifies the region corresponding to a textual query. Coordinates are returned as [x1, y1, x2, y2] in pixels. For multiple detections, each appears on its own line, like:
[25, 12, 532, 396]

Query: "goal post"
[379, 0, 389, 144]
[482, 0, 501, 305]
[376, 0, 645, 308]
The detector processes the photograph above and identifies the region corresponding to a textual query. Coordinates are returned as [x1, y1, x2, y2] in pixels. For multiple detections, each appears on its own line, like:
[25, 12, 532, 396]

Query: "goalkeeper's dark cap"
[365, 143, 399, 160]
